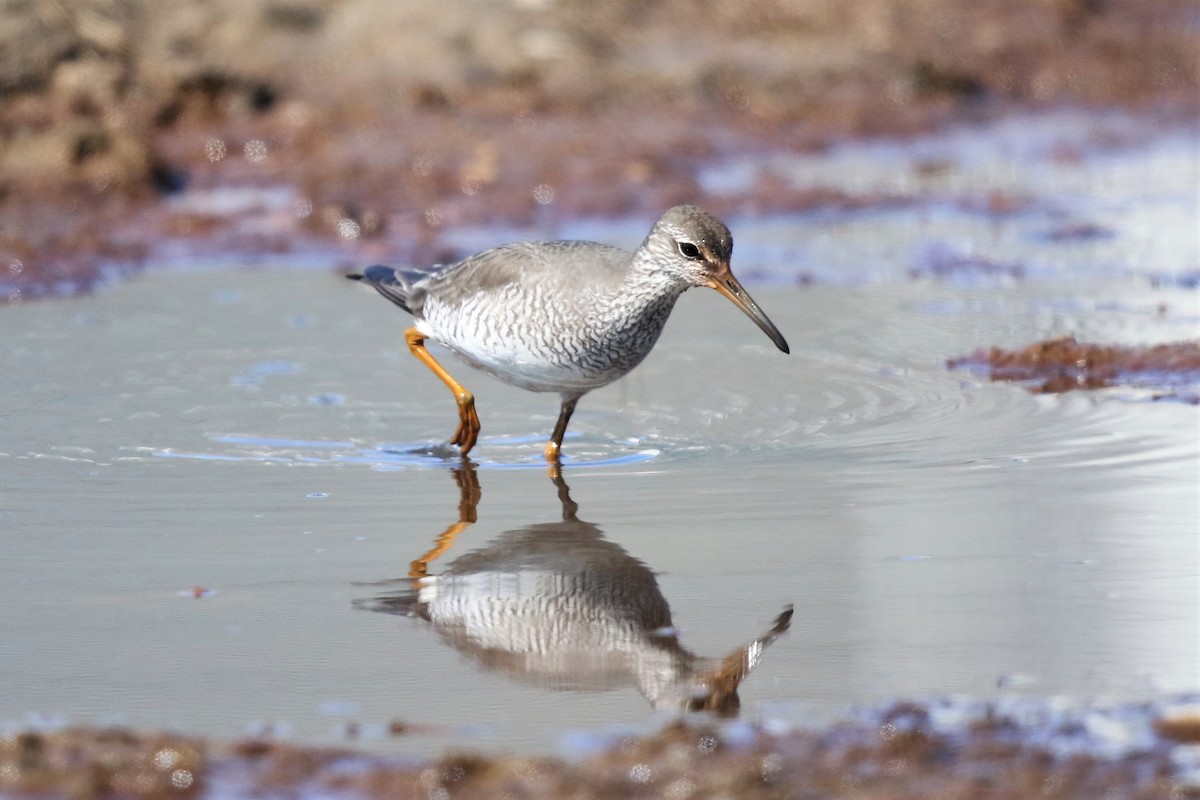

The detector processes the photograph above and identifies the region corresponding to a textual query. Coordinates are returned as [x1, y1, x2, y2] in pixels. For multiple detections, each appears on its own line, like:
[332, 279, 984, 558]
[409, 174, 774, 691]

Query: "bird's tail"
[346, 264, 416, 314]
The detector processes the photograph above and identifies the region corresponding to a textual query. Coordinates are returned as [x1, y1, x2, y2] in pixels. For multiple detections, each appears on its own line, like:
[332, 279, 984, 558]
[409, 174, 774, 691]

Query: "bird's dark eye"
[678, 241, 702, 259]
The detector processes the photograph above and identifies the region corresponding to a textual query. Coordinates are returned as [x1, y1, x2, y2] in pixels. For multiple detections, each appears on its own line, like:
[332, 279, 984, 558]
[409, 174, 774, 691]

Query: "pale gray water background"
[1, 112, 1197, 757]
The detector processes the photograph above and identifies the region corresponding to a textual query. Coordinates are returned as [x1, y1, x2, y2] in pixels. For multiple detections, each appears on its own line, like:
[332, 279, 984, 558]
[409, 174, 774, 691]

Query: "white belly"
[417, 289, 674, 394]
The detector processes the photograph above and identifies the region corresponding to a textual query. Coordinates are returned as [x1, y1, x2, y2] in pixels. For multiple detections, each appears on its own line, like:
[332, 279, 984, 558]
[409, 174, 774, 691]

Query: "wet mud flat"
[5, 699, 1199, 799]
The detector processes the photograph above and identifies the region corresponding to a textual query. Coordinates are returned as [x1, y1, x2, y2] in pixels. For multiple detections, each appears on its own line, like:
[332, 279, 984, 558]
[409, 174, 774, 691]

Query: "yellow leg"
[405, 327, 480, 456]
[544, 395, 579, 464]
[409, 465, 481, 578]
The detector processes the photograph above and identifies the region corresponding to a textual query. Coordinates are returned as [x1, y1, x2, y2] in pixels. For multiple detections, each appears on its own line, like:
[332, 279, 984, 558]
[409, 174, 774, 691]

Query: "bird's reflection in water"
[355, 465, 792, 716]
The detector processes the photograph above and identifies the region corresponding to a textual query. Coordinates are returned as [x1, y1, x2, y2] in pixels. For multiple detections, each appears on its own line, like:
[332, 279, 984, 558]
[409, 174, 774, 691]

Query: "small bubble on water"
[308, 393, 345, 406]
[336, 218, 361, 240]
[629, 763, 653, 784]
[532, 183, 555, 205]
[249, 359, 300, 375]
[170, 770, 193, 789]
[205, 138, 226, 161]
[760, 752, 784, 781]
[244, 139, 268, 162]
[306, 492, 329, 499]
[317, 700, 360, 716]
[996, 673, 1037, 689]
[424, 207, 443, 227]
[8, 259, 22, 275]
[293, 197, 313, 218]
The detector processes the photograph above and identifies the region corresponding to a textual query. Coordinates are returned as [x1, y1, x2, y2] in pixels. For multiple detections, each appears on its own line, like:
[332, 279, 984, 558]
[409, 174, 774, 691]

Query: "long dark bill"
[709, 268, 790, 354]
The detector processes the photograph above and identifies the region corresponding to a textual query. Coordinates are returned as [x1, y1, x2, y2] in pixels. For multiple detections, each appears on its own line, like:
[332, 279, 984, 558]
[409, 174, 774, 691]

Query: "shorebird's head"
[645, 205, 790, 354]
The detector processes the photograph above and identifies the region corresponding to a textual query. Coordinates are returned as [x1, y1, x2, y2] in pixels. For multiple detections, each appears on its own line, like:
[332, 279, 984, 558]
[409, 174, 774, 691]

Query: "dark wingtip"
[346, 265, 399, 283]
[364, 264, 399, 282]
[347, 264, 413, 314]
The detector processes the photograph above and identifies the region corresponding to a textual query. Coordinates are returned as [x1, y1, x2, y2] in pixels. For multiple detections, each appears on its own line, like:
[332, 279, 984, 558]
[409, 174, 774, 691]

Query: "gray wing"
[423, 241, 632, 312]
[349, 240, 631, 318]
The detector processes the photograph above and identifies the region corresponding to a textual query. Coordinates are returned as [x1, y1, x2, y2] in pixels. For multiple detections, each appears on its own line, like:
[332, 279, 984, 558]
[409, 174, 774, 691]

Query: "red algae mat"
[949, 337, 1200, 402]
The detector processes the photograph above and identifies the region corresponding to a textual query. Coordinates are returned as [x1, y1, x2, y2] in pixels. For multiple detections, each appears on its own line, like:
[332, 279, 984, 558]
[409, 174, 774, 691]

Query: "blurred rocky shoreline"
[1, 0, 1197, 300]
[5, 697, 1199, 798]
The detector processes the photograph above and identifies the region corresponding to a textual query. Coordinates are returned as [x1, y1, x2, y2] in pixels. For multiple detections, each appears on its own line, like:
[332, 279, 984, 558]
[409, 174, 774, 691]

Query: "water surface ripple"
[0, 114, 1195, 753]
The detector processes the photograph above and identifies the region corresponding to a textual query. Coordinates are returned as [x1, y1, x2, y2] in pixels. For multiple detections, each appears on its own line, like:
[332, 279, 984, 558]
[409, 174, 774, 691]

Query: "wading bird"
[348, 205, 789, 461]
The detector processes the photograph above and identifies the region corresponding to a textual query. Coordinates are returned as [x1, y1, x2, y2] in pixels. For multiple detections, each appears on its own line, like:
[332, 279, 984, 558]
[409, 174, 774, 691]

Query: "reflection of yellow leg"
[550, 468, 578, 521]
[408, 520, 470, 578]
[405, 327, 480, 456]
[408, 465, 481, 578]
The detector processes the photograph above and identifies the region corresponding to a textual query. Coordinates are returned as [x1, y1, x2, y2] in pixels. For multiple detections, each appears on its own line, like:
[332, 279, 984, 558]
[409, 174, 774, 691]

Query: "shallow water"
[1, 113, 1197, 758]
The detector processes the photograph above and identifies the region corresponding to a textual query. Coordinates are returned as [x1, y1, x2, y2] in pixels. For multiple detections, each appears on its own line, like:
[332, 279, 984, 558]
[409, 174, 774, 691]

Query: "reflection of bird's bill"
[707, 268, 791, 354]
[689, 604, 794, 716]
[719, 604, 794, 679]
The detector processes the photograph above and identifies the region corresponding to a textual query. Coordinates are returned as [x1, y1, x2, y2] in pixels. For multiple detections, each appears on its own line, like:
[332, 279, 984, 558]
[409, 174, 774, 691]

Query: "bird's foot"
[450, 397, 481, 456]
[543, 440, 566, 482]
